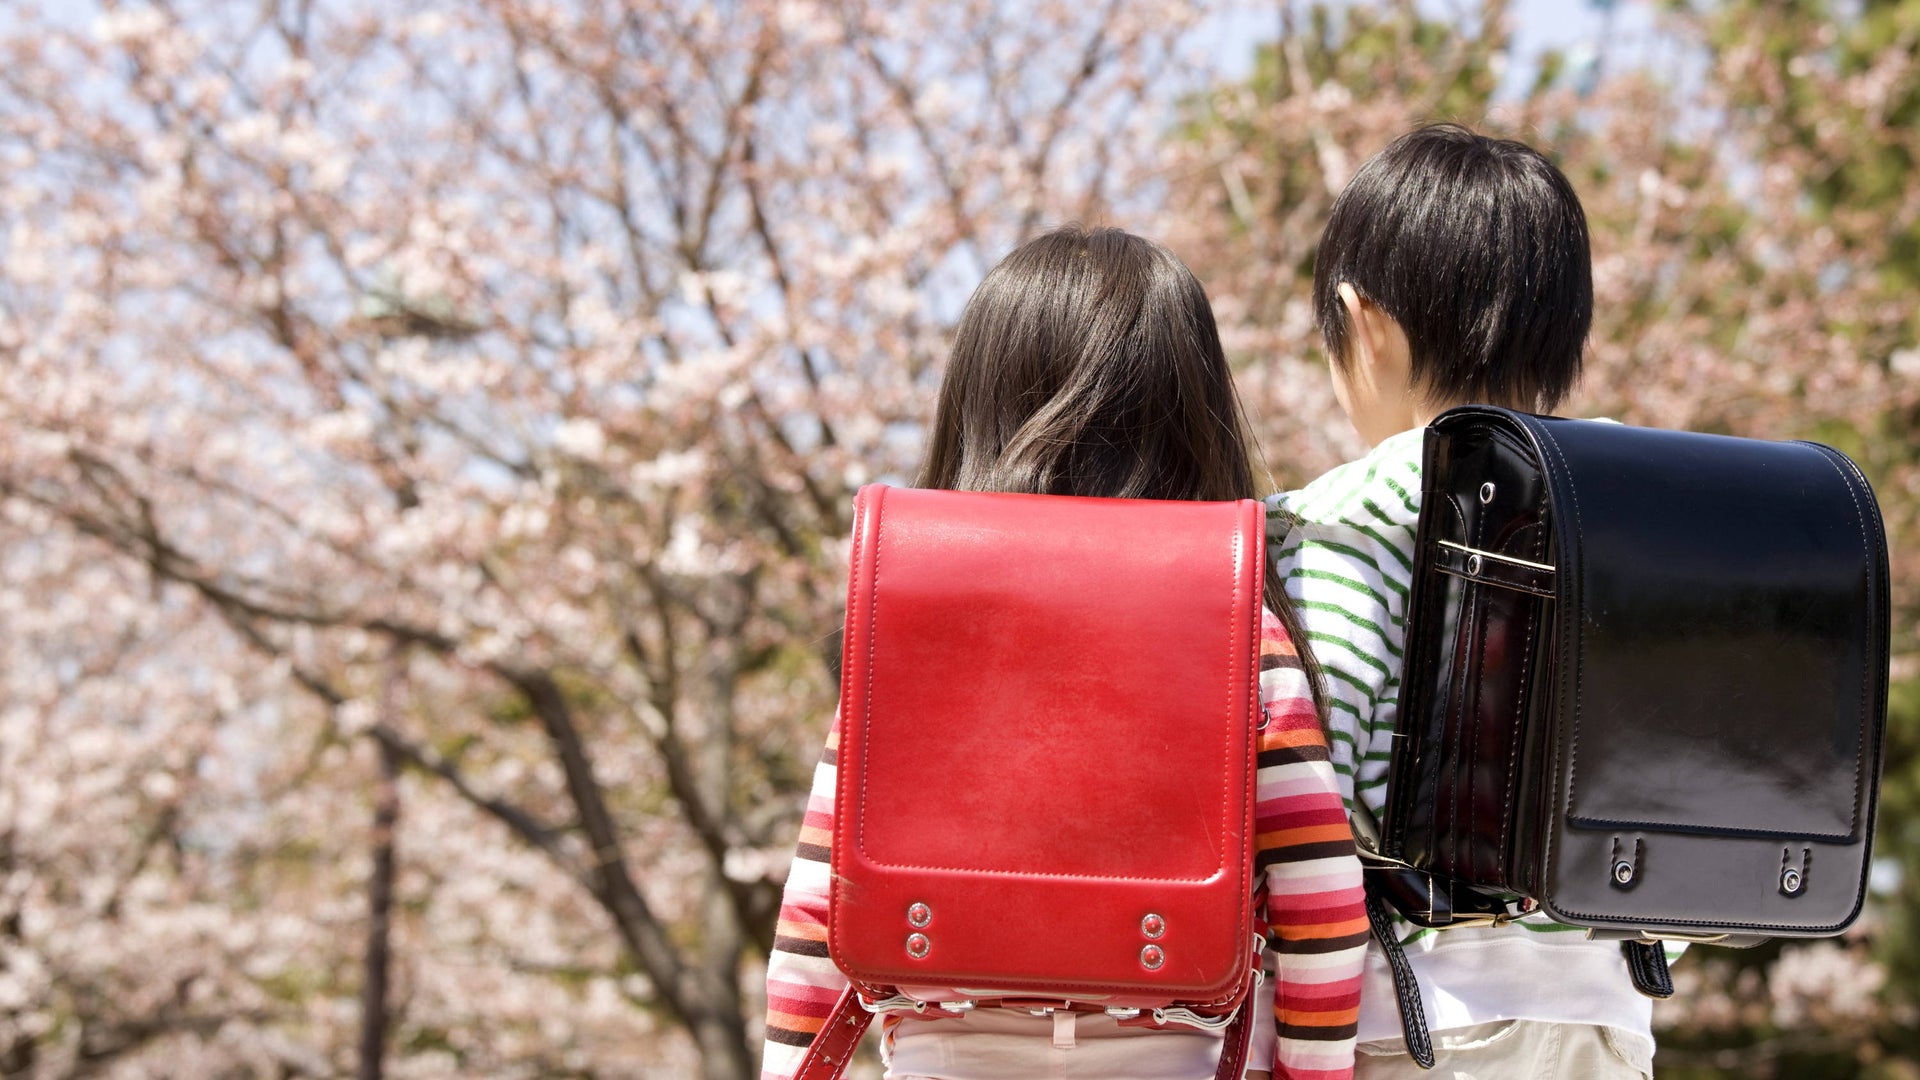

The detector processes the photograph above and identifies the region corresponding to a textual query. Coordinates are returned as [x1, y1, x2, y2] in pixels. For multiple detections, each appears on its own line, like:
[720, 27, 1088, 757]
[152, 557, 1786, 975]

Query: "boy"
[1270, 124, 1657, 1078]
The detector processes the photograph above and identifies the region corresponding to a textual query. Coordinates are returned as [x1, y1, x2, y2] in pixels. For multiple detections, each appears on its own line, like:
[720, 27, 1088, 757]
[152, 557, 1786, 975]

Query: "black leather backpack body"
[1365, 406, 1890, 1067]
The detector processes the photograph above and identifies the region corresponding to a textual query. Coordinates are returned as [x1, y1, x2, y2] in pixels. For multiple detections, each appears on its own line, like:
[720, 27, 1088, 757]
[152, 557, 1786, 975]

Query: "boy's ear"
[1337, 282, 1412, 389]
[1344, 284, 1405, 388]
[1336, 283, 1378, 370]
[1331, 282, 1421, 444]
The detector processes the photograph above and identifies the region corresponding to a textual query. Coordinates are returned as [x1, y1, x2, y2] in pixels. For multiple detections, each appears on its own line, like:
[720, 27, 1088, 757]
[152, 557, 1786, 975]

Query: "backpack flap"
[1514, 413, 1891, 938]
[831, 485, 1264, 1005]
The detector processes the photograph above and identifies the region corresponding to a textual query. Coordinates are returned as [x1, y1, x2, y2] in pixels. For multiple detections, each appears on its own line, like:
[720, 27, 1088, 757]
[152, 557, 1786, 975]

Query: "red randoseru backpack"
[798, 484, 1268, 1079]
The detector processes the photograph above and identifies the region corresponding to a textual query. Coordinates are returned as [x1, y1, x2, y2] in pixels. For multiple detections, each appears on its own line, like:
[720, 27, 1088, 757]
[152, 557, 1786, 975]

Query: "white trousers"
[1354, 1020, 1654, 1080]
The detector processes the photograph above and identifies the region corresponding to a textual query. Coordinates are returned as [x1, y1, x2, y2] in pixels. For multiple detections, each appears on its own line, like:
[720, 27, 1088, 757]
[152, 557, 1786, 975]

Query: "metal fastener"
[1479, 482, 1497, 504]
[906, 933, 930, 959]
[907, 902, 932, 928]
[1613, 859, 1636, 885]
[1106, 1007, 1142, 1019]
[1466, 553, 1484, 576]
[1782, 867, 1803, 894]
[1140, 944, 1165, 971]
[1140, 913, 1166, 939]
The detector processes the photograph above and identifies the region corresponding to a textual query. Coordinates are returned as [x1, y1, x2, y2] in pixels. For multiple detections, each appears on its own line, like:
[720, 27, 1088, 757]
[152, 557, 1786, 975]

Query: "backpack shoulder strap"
[794, 989, 872, 1080]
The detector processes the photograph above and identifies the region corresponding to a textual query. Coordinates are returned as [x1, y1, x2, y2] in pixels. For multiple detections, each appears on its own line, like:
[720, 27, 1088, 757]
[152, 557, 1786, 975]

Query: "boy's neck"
[1359, 393, 1536, 447]
[1371, 396, 1530, 449]
[1412, 396, 1533, 430]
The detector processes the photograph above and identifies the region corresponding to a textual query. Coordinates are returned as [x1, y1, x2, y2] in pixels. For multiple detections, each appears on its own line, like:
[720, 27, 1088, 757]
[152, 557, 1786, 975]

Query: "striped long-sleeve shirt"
[760, 608, 1367, 1080]
[1266, 425, 1662, 1051]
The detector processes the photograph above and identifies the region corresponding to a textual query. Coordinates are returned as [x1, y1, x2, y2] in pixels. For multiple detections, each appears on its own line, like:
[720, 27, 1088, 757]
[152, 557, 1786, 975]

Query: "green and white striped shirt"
[1266, 427, 1424, 824]
[1267, 426, 1661, 1050]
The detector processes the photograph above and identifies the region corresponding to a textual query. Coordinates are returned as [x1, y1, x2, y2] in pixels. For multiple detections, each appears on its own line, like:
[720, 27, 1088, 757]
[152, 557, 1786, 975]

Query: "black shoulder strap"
[1364, 892, 1435, 1069]
[1622, 940, 1675, 999]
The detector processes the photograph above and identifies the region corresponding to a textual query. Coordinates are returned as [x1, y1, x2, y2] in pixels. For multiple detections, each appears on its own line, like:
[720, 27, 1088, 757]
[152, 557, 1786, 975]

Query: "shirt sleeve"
[1254, 608, 1367, 1080]
[760, 717, 849, 1080]
[1266, 471, 1417, 820]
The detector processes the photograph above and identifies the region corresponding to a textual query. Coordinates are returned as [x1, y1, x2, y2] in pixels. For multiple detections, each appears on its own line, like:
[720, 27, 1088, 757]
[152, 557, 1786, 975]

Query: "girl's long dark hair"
[917, 224, 1325, 708]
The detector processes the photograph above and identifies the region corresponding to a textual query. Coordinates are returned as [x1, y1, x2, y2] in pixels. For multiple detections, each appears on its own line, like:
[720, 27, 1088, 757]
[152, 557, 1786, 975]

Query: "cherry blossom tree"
[1, 0, 1914, 1076]
[0, 0, 1203, 1075]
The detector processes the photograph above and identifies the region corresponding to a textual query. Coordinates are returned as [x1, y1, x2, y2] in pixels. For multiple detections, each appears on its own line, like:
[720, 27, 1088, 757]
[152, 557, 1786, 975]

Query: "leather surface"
[1366, 893, 1435, 1069]
[1432, 540, 1555, 597]
[1528, 415, 1889, 936]
[1385, 408, 1889, 939]
[1621, 941, 1675, 999]
[1535, 420, 1878, 841]
[1388, 424, 1558, 902]
[794, 987, 872, 1080]
[833, 485, 1263, 1002]
[1210, 998, 1257, 1080]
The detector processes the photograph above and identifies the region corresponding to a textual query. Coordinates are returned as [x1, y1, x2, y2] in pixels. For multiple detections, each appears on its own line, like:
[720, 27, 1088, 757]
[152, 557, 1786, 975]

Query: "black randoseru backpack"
[1361, 407, 1889, 1069]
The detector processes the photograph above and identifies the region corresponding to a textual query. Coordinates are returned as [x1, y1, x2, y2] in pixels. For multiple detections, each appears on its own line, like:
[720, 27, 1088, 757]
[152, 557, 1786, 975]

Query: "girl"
[761, 226, 1366, 1080]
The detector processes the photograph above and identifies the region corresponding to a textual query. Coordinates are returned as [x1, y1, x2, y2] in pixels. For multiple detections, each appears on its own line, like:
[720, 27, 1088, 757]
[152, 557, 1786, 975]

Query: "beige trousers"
[1355, 1020, 1654, 1080]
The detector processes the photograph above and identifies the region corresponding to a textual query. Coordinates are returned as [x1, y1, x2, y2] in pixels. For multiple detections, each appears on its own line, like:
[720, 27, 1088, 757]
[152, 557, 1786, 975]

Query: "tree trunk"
[689, 1004, 756, 1080]
[0, 833, 32, 1077]
[695, 624, 754, 1080]
[358, 737, 401, 1080]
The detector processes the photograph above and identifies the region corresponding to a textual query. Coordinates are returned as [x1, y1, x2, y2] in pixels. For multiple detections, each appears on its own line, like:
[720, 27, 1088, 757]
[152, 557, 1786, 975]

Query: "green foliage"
[1248, 3, 1506, 117]
[1874, 676, 1920, 975]
[1699, 0, 1920, 291]
[1687, 10, 1920, 1054]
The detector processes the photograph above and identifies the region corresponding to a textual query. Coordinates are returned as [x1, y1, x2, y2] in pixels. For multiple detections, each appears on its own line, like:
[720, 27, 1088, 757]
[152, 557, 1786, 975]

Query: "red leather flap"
[832, 485, 1263, 999]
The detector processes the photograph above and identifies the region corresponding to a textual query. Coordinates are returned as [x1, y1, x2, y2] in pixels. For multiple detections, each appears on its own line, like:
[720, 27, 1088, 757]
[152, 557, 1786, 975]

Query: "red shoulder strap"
[793, 988, 871, 1080]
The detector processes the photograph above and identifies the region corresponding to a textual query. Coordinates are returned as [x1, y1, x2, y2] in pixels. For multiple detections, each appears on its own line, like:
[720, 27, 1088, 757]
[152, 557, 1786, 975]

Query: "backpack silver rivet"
[1139, 944, 1165, 970]
[1782, 867, 1803, 894]
[1479, 481, 1496, 504]
[1466, 553, 1483, 576]
[1140, 913, 1166, 939]
[907, 902, 932, 928]
[1613, 859, 1636, 885]
[906, 933, 930, 959]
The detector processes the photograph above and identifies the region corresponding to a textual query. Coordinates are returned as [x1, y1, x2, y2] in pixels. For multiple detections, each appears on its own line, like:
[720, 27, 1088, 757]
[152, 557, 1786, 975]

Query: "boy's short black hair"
[1313, 123, 1591, 411]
